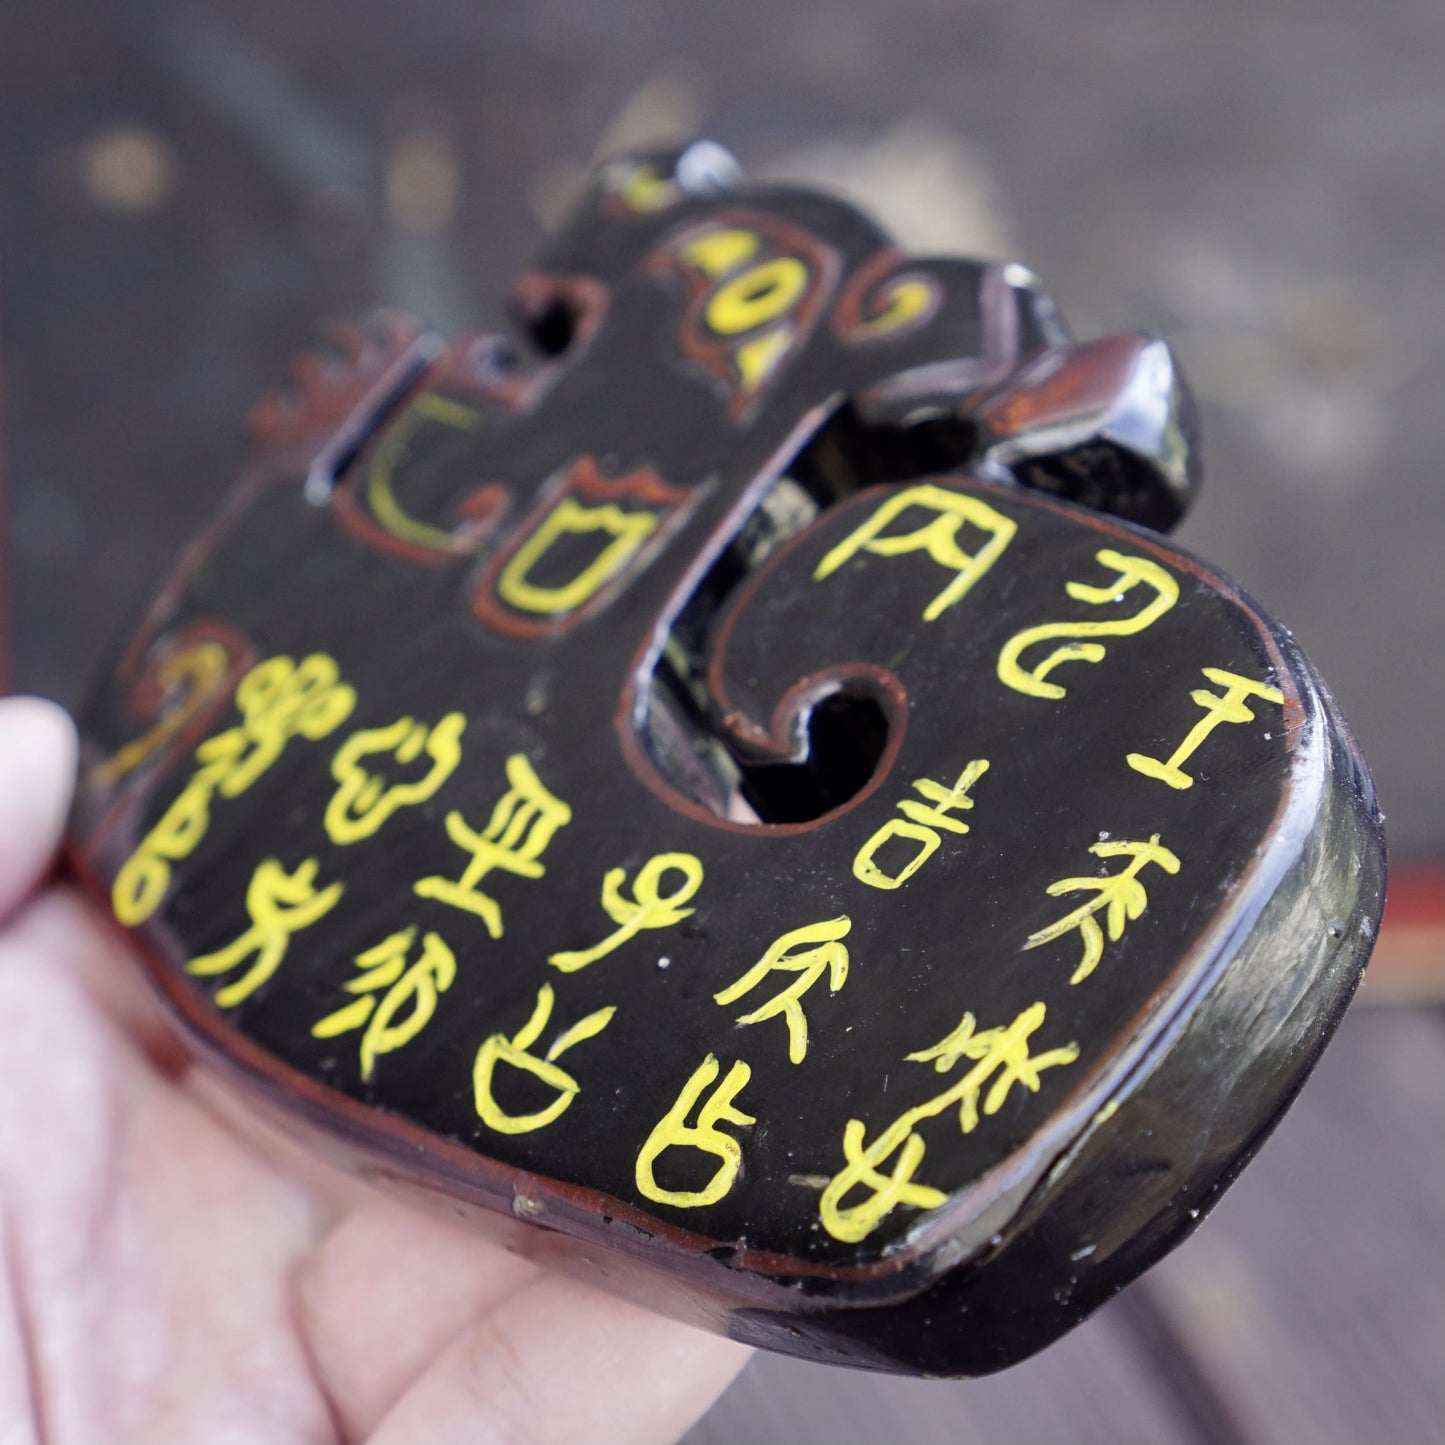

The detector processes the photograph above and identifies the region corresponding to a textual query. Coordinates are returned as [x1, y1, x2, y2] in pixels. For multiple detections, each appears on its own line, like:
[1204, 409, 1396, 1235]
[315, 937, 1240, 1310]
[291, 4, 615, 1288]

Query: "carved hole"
[736, 690, 892, 825]
[523, 293, 581, 357]
[636, 403, 980, 825]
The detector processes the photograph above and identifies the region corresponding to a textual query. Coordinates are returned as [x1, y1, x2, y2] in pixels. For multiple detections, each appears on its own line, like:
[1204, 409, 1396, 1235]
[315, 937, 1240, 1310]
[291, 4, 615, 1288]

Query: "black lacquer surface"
[68, 146, 1384, 1374]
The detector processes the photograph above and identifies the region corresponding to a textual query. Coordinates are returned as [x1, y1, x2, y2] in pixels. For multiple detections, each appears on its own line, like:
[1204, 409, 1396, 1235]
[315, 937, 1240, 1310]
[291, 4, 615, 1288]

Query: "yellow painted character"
[497, 499, 661, 618]
[817, 1116, 946, 1247]
[311, 926, 457, 1081]
[813, 485, 1017, 622]
[473, 984, 615, 1135]
[364, 394, 484, 554]
[713, 916, 851, 1064]
[186, 857, 344, 1008]
[326, 711, 466, 846]
[852, 760, 989, 891]
[819, 1002, 1078, 1243]
[1023, 835, 1182, 983]
[414, 753, 571, 938]
[1127, 667, 1285, 790]
[548, 852, 704, 973]
[997, 550, 1179, 700]
[635, 1054, 755, 1209]
[199, 653, 357, 798]
[110, 651, 355, 928]
[112, 776, 215, 926]
[91, 639, 231, 787]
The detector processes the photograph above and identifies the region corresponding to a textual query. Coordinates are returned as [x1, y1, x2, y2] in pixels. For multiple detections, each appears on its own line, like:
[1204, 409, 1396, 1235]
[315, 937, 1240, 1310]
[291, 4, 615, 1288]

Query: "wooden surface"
[2, 2, 1441, 1438]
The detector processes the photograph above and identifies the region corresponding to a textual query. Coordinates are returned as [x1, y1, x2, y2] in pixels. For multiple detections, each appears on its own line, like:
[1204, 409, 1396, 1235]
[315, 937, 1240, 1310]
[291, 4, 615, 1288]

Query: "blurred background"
[2, 2, 1441, 1440]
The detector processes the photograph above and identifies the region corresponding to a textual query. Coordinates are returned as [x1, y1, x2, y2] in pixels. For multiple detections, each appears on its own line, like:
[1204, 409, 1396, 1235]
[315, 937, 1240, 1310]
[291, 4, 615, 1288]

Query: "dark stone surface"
[3, 0, 1440, 1431]
[2, 0, 1440, 864]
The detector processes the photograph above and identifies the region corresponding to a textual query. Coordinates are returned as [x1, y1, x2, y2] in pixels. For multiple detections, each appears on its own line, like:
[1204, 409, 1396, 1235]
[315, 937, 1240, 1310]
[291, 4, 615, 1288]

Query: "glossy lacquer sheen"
[68, 144, 1384, 1375]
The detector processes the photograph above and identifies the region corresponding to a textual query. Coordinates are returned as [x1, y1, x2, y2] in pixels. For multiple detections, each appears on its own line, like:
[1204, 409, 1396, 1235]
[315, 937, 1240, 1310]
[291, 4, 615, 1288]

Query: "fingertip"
[370, 1272, 752, 1445]
[0, 696, 80, 919]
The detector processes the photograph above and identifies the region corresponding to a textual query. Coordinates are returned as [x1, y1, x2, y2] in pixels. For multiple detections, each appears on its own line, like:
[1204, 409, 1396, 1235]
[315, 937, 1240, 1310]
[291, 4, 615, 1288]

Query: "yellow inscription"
[186, 857, 343, 1008]
[473, 983, 616, 1135]
[92, 640, 230, 787]
[713, 916, 851, 1064]
[112, 780, 214, 925]
[366, 393, 484, 554]
[496, 497, 660, 617]
[326, 711, 466, 845]
[194, 653, 358, 798]
[415, 753, 571, 939]
[813, 485, 1017, 622]
[614, 162, 680, 214]
[548, 852, 704, 973]
[311, 926, 457, 1081]
[705, 256, 809, 336]
[735, 326, 794, 394]
[855, 276, 936, 337]
[112, 653, 355, 927]
[635, 1054, 755, 1209]
[997, 549, 1179, 700]
[679, 227, 761, 277]
[1127, 667, 1285, 790]
[1024, 835, 1182, 983]
[821, 1119, 945, 1245]
[819, 1002, 1079, 1243]
[853, 759, 989, 891]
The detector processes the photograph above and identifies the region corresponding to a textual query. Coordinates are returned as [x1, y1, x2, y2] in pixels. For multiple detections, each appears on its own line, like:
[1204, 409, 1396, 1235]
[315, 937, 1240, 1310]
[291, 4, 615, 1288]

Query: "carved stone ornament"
[69, 143, 1385, 1375]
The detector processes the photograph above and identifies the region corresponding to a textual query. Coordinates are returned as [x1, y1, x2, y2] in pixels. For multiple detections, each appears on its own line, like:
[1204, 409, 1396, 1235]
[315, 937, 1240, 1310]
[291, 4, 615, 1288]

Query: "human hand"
[0, 696, 748, 1443]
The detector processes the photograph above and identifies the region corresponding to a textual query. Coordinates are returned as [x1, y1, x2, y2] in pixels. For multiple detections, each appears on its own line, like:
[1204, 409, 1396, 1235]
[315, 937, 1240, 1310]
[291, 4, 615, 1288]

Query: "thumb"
[0, 697, 78, 921]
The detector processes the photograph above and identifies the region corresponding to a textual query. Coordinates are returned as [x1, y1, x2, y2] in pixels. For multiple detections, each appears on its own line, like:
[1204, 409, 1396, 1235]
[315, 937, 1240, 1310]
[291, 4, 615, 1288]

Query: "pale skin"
[0, 698, 749, 1444]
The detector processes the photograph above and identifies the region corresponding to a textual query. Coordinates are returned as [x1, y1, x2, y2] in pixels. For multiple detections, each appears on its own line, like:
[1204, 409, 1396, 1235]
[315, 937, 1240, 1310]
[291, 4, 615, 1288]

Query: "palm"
[0, 700, 746, 1444]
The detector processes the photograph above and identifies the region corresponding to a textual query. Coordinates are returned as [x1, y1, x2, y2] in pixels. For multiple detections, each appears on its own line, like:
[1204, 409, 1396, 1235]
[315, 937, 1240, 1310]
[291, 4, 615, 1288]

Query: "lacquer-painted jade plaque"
[69, 145, 1384, 1375]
